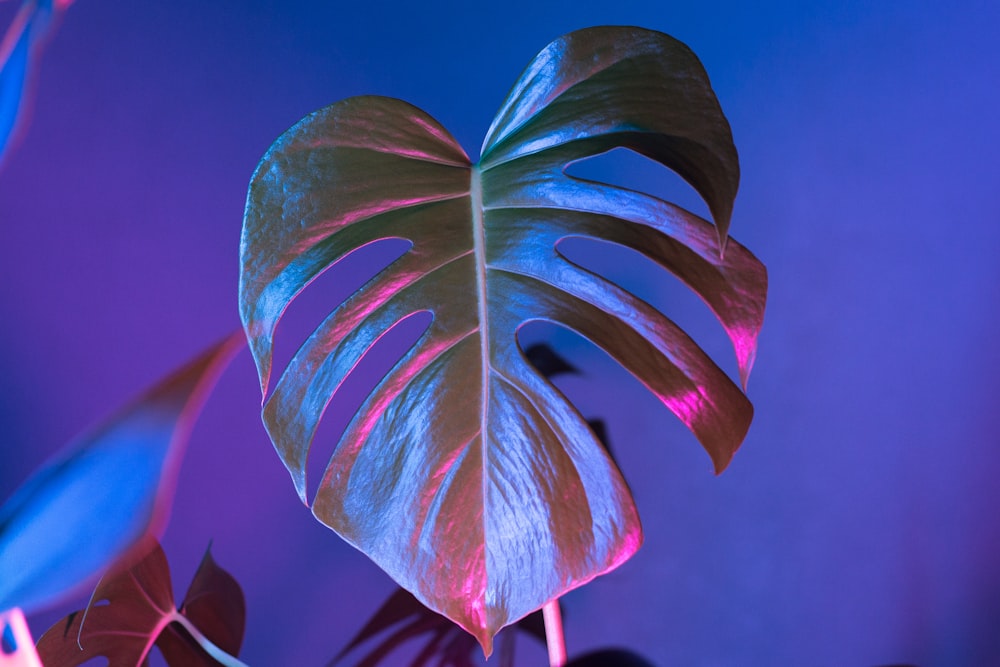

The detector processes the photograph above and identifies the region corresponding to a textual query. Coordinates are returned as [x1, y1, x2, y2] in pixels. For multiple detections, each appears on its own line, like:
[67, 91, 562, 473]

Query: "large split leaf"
[240, 26, 767, 653]
[0, 333, 243, 613]
[36, 541, 246, 667]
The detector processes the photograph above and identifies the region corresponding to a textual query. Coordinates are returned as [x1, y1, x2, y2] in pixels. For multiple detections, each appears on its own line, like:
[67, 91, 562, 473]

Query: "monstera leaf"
[36, 541, 246, 667]
[240, 26, 767, 653]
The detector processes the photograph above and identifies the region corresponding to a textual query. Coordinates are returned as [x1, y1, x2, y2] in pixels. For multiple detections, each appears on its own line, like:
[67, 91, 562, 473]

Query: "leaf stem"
[542, 599, 566, 667]
[170, 612, 250, 667]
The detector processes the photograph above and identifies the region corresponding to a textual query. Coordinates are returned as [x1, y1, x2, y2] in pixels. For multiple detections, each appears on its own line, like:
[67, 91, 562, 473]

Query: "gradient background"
[2, 1, 999, 665]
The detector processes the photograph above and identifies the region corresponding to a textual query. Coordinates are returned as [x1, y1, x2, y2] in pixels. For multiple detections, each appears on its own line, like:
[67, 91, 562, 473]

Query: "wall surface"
[1, 1, 998, 665]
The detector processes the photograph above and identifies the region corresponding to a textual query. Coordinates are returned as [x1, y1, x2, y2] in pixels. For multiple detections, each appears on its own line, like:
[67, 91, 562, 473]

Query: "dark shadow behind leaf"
[524, 343, 578, 378]
[567, 648, 656, 666]
[526, 344, 616, 460]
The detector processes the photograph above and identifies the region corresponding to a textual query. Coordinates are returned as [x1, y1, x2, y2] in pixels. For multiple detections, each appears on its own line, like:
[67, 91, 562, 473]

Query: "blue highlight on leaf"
[0, 334, 242, 615]
[0, 0, 63, 168]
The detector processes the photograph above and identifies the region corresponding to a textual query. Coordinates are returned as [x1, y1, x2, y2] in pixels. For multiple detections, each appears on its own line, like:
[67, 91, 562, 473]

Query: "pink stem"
[542, 599, 567, 667]
[0, 608, 43, 667]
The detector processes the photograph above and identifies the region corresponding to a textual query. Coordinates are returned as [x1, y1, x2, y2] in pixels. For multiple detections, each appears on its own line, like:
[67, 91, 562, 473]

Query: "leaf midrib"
[470, 165, 490, 576]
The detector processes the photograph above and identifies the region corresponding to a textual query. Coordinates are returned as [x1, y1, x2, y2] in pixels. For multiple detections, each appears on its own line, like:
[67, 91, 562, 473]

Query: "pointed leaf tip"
[0, 333, 243, 614]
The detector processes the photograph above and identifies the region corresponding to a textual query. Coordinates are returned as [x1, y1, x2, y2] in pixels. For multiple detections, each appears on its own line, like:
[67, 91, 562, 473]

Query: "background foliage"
[1, 1, 998, 665]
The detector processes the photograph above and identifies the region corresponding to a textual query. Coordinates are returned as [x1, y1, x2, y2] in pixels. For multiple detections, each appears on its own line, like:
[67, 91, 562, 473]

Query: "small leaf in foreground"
[36, 541, 246, 667]
[0, 332, 243, 614]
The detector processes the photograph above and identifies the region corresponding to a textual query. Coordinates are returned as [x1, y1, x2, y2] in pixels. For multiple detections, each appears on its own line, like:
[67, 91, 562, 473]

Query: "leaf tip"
[293, 474, 309, 506]
[242, 328, 272, 400]
[717, 229, 730, 258]
[475, 629, 494, 659]
[712, 455, 732, 476]
[738, 360, 753, 393]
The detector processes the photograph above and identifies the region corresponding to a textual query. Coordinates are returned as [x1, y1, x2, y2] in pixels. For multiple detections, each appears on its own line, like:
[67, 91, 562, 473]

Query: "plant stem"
[170, 612, 250, 667]
[542, 599, 566, 667]
[1, 608, 43, 667]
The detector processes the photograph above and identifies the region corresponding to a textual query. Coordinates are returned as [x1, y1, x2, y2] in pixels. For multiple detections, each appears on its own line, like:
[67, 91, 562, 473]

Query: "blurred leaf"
[36, 541, 246, 667]
[0, 333, 243, 613]
[523, 343, 578, 378]
[333, 587, 545, 667]
[0, 0, 69, 169]
[241, 26, 766, 652]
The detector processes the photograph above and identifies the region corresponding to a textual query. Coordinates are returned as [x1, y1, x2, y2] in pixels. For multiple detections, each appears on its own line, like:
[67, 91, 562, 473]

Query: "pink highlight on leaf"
[326, 326, 471, 471]
[663, 385, 708, 428]
[728, 323, 760, 389]
[292, 96, 470, 166]
[270, 197, 456, 281]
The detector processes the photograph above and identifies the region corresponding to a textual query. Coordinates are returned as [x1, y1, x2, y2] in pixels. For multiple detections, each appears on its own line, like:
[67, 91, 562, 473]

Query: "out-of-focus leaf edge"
[0, 331, 245, 614]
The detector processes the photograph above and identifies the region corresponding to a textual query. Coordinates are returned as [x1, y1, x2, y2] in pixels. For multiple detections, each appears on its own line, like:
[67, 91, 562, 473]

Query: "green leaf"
[240, 26, 766, 654]
[35, 541, 246, 667]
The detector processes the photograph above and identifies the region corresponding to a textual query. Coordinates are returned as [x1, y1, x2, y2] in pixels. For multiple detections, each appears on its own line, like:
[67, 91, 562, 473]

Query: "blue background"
[2, 1, 998, 664]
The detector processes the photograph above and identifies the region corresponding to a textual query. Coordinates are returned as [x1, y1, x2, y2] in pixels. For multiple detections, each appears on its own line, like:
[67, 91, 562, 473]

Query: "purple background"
[2, 1, 999, 665]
